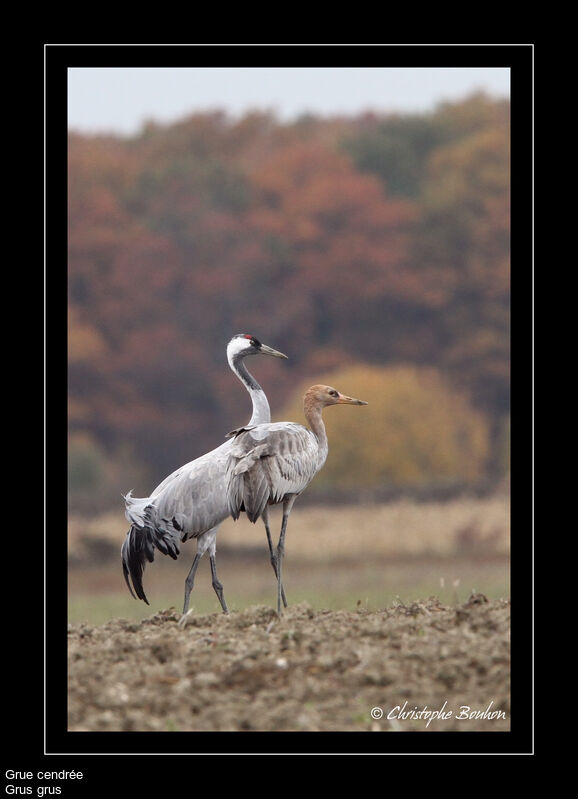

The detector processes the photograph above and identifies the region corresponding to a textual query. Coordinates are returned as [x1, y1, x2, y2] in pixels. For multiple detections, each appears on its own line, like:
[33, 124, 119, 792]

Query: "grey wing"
[149, 440, 233, 538]
[226, 423, 321, 523]
[122, 440, 232, 603]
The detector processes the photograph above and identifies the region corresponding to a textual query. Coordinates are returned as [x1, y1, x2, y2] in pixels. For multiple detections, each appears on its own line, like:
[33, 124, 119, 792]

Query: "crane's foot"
[178, 609, 194, 628]
[214, 584, 229, 614]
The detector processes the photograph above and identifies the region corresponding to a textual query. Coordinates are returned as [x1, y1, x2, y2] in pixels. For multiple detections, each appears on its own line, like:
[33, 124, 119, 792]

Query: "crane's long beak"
[337, 393, 368, 405]
[259, 343, 288, 359]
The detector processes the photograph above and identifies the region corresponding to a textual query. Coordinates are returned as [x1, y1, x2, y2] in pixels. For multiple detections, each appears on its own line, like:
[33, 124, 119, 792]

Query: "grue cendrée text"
[226, 384, 368, 613]
[121, 334, 287, 614]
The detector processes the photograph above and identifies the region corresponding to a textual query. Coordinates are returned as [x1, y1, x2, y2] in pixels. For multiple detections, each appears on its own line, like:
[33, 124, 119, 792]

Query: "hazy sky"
[67, 66, 510, 136]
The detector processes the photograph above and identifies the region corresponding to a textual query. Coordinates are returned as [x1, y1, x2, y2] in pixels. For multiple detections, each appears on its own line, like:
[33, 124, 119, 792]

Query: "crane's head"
[306, 384, 368, 408]
[227, 334, 288, 365]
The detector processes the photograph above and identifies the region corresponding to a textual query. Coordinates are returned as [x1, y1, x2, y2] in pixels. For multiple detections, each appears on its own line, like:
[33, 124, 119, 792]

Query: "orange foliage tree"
[67, 99, 510, 502]
[276, 364, 491, 497]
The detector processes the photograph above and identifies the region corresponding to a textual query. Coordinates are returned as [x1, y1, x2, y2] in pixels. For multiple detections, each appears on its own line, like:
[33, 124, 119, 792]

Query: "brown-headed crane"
[226, 384, 368, 613]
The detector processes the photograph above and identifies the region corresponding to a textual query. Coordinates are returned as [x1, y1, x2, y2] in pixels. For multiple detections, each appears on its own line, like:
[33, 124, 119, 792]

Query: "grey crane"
[121, 334, 288, 614]
[226, 383, 368, 613]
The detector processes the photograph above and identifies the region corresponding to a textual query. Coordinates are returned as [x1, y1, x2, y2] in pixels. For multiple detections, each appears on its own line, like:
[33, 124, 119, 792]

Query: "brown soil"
[68, 593, 510, 734]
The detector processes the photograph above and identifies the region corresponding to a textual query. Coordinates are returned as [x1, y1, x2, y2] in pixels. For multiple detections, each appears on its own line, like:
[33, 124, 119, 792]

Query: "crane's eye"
[328, 389, 338, 397]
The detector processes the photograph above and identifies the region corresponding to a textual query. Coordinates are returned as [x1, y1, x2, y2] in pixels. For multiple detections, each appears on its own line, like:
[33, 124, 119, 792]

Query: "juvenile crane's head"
[227, 334, 288, 366]
[305, 384, 368, 409]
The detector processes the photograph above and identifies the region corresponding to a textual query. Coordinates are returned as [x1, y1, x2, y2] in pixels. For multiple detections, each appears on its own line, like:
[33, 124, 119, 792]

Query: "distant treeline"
[68, 92, 510, 509]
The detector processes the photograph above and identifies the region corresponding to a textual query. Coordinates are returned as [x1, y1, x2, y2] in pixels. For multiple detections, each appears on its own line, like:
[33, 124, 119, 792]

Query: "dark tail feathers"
[121, 511, 181, 604]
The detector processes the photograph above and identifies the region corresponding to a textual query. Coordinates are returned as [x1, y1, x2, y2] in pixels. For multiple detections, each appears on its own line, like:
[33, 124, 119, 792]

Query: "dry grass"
[69, 493, 510, 563]
[232, 495, 509, 560]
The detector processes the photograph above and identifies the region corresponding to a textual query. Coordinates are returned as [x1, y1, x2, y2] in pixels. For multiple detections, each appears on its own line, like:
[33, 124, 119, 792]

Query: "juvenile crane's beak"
[259, 343, 288, 359]
[337, 392, 368, 405]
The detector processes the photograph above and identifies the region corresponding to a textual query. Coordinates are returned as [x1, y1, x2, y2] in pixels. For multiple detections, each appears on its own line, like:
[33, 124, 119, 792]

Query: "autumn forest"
[68, 92, 512, 511]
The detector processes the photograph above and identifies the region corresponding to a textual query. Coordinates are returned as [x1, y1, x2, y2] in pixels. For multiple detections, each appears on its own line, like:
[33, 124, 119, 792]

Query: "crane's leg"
[262, 506, 287, 608]
[185, 527, 228, 615]
[275, 496, 297, 615]
[183, 553, 202, 614]
[210, 554, 229, 614]
[183, 553, 205, 614]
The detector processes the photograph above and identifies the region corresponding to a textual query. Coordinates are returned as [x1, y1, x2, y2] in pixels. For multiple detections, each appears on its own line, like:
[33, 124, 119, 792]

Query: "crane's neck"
[304, 396, 329, 453]
[233, 357, 271, 426]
